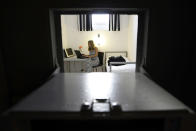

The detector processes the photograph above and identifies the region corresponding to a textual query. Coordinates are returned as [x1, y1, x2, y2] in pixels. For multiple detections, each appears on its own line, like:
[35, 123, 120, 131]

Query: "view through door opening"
[50, 8, 149, 73]
[60, 14, 138, 73]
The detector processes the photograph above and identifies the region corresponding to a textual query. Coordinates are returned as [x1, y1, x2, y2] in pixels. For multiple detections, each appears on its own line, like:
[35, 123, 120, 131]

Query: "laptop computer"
[74, 50, 88, 59]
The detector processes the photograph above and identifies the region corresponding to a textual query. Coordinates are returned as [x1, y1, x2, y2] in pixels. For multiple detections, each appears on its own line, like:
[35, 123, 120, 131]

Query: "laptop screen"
[74, 50, 81, 57]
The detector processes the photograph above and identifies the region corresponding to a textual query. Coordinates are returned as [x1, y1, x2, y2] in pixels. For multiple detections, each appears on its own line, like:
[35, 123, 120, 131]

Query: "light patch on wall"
[93, 33, 105, 46]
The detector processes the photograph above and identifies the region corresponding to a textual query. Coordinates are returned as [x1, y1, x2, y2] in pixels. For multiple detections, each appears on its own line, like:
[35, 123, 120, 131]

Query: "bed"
[105, 51, 136, 72]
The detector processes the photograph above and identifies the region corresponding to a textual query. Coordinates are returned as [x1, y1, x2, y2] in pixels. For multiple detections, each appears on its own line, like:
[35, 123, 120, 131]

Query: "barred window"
[92, 14, 109, 30]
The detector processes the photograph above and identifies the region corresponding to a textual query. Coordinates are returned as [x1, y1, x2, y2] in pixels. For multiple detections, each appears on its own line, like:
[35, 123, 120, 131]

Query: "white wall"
[61, 15, 138, 62]
[61, 16, 68, 48]
[127, 15, 138, 62]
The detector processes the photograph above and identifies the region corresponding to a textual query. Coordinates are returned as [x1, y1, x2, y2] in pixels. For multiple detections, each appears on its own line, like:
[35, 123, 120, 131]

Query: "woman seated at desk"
[83, 40, 100, 72]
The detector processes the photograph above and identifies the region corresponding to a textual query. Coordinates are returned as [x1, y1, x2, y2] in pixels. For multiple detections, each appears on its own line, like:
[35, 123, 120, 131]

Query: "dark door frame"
[49, 8, 149, 72]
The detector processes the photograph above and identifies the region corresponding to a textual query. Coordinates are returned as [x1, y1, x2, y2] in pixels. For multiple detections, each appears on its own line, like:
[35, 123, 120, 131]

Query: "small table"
[64, 56, 88, 72]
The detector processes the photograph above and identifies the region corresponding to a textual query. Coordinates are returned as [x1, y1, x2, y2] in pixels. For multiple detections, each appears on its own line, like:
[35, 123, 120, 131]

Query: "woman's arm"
[82, 54, 89, 57]
[82, 47, 98, 58]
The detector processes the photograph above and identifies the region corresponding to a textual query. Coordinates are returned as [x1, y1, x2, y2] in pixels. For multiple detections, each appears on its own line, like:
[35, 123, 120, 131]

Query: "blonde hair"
[88, 40, 95, 51]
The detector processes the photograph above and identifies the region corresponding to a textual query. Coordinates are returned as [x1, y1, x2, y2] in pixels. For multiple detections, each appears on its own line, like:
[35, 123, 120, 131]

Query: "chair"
[93, 52, 104, 72]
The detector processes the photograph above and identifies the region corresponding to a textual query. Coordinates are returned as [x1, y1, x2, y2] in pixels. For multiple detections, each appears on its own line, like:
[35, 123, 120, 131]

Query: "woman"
[83, 40, 100, 72]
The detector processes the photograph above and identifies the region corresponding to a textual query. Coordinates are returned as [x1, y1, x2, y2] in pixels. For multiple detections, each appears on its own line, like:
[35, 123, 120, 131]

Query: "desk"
[64, 56, 88, 72]
[8, 73, 194, 131]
